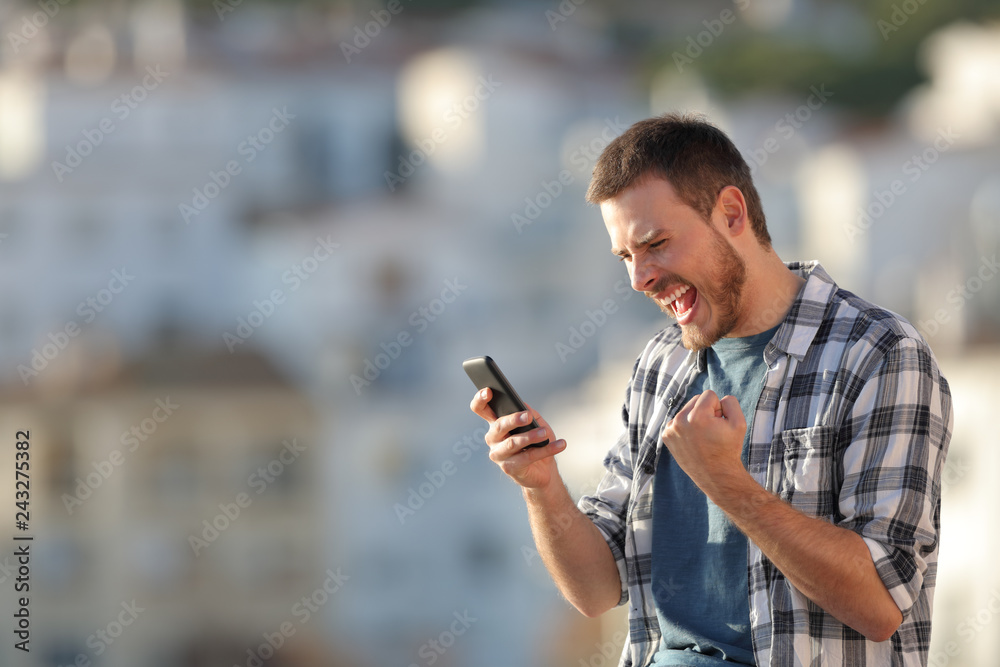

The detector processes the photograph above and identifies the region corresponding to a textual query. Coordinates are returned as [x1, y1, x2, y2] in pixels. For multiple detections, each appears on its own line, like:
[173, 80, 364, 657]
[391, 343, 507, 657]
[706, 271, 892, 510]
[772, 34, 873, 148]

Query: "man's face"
[601, 177, 747, 351]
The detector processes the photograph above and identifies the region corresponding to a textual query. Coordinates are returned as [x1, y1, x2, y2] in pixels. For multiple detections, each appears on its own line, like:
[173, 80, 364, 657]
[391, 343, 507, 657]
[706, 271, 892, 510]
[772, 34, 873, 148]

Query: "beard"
[648, 224, 747, 351]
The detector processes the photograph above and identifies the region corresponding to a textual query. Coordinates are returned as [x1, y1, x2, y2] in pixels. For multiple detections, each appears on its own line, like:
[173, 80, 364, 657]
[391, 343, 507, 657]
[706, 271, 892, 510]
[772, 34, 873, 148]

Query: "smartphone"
[463, 355, 549, 449]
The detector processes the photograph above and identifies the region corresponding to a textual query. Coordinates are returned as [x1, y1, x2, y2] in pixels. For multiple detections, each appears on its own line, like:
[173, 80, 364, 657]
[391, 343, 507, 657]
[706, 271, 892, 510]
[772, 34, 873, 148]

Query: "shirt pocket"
[769, 425, 839, 519]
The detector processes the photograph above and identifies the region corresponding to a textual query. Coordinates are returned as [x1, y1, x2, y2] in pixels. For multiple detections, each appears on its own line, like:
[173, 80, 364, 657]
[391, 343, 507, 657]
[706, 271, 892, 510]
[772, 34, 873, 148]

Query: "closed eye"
[613, 237, 666, 262]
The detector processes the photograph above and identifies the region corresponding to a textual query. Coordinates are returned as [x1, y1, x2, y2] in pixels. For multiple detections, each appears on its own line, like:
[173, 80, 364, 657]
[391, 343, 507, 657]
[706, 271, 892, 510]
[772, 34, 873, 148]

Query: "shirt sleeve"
[835, 336, 953, 619]
[576, 366, 638, 608]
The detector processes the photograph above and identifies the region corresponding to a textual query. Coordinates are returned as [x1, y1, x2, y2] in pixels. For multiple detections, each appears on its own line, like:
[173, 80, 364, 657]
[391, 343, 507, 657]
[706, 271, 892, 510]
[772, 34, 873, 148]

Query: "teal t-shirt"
[650, 324, 779, 666]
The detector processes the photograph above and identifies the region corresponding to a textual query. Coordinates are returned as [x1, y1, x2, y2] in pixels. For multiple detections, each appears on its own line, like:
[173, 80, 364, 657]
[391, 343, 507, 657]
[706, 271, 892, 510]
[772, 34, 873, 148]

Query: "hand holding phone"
[463, 356, 549, 449]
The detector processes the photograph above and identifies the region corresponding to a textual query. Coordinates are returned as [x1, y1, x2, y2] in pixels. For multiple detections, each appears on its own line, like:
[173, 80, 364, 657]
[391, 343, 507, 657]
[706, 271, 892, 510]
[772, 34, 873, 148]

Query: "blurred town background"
[0, 0, 998, 665]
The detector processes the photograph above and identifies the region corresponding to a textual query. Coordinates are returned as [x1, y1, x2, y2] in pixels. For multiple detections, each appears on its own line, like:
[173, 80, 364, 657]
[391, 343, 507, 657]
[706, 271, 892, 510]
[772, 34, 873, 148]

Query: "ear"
[716, 186, 748, 238]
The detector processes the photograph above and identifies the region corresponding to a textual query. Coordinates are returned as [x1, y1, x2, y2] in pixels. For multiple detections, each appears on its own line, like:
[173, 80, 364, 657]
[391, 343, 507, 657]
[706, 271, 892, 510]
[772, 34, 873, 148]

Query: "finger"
[502, 410, 535, 437]
[470, 388, 498, 422]
[501, 438, 567, 467]
[667, 392, 701, 429]
[498, 405, 556, 444]
[489, 427, 544, 463]
[695, 389, 720, 409]
[661, 417, 678, 444]
[503, 425, 552, 456]
[677, 391, 701, 415]
[719, 395, 746, 431]
[688, 389, 721, 421]
[526, 404, 558, 443]
[486, 410, 535, 449]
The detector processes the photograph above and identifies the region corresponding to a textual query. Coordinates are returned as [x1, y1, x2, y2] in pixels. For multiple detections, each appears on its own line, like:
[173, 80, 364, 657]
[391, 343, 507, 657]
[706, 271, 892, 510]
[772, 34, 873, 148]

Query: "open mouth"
[661, 284, 698, 325]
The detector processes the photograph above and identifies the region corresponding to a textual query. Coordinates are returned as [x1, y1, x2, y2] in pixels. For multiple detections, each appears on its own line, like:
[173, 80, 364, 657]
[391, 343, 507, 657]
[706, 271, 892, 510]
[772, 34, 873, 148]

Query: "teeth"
[666, 285, 690, 304]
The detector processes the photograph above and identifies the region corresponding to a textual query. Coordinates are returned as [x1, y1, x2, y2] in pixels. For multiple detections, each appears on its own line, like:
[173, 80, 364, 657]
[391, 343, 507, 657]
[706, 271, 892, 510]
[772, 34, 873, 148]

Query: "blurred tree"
[180, 0, 490, 16]
[641, 0, 1000, 117]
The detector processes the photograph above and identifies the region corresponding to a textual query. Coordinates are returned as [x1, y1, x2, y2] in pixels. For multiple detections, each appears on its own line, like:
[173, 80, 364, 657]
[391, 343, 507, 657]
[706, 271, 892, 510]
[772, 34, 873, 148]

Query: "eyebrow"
[612, 229, 661, 257]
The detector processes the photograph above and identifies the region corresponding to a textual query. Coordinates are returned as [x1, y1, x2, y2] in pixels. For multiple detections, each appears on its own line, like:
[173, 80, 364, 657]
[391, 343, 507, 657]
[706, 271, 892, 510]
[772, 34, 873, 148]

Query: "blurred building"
[0, 347, 338, 667]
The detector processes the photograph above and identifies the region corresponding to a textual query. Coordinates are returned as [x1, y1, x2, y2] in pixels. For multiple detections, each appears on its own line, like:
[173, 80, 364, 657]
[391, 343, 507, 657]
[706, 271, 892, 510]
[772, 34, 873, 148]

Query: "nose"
[631, 255, 658, 293]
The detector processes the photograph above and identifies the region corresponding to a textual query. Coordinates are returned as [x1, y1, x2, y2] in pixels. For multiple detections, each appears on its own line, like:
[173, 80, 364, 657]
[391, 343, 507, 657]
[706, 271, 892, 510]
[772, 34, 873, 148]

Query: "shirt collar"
[765, 260, 837, 363]
[688, 260, 836, 371]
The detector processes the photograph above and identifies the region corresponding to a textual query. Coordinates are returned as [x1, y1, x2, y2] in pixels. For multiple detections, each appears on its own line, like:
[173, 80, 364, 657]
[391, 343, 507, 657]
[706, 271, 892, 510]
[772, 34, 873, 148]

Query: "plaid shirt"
[577, 261, 953, 667]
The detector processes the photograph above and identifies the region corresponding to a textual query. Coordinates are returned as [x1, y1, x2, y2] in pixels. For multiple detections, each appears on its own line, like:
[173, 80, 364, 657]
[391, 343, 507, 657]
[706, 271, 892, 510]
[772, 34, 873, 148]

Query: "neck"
[728, 251, 805, 338]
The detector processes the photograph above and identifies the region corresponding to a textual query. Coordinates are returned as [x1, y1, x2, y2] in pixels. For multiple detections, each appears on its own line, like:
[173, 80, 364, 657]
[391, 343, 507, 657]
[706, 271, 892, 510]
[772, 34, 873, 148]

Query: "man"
[469, 113, 952, 666]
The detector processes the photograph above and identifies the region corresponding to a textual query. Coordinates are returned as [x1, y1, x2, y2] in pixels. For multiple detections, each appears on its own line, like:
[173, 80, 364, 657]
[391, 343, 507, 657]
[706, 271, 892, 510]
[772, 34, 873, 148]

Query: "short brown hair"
[586, 112, 771, 248]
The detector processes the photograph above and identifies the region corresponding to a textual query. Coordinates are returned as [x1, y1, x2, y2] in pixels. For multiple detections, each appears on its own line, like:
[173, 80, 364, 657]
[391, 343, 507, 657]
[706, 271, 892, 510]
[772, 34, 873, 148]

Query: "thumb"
[719, 395, 746, 431]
